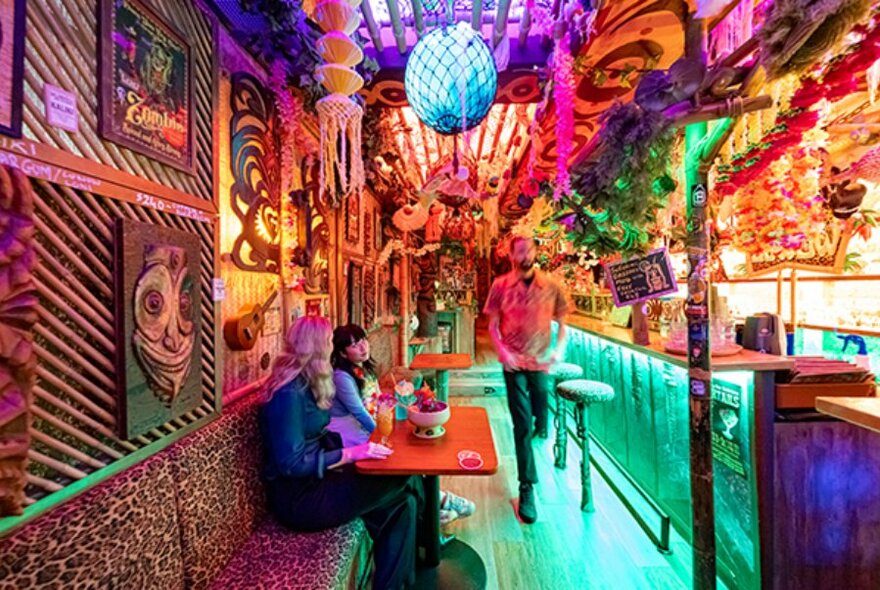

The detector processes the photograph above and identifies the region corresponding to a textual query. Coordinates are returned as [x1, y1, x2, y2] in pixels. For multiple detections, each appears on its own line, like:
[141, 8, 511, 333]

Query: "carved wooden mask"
[132, 244, 196, 405]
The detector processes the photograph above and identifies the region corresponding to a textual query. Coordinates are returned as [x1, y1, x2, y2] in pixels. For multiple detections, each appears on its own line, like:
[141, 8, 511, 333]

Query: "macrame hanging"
[309, 0, 366, 207]
[315, 94, 364, 206]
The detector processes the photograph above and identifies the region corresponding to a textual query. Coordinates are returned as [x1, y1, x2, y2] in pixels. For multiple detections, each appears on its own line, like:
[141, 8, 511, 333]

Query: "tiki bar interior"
[4, 0, 880, 589]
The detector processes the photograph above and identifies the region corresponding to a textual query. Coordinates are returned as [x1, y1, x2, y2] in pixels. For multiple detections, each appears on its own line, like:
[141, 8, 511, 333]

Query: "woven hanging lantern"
[404, 22, 497, 135]
[308, 0, 365, 206]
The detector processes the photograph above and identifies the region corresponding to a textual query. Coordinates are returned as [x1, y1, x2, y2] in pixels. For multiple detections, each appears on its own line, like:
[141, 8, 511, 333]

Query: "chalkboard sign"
[605, 248, 678, 308]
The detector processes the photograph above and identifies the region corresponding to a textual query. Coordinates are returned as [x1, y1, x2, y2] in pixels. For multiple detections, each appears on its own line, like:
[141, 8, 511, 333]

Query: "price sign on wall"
[605, 248, 679, 308]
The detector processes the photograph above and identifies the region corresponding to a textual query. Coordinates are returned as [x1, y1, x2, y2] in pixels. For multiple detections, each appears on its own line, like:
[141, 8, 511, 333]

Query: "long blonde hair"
[264, 316, 335, 409]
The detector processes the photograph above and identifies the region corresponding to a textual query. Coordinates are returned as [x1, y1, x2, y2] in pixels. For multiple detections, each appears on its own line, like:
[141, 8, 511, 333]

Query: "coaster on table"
[458, 451, 484, 470]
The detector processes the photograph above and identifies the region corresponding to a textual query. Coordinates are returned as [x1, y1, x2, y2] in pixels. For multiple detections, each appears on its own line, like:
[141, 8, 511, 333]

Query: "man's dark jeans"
[503, 370, 551, 485]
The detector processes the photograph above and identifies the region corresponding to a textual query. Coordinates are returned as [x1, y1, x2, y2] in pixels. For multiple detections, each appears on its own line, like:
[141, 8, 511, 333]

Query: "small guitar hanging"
[224, 290, 279, 351]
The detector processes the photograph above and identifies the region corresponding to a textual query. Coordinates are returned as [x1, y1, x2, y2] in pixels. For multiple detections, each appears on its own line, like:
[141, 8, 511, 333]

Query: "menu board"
[605, 248, 678, 307]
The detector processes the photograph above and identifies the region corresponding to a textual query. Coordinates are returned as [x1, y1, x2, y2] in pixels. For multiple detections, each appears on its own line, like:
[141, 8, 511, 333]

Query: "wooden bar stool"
[549, 362, 584, 468]
[556, 379, 615, 512]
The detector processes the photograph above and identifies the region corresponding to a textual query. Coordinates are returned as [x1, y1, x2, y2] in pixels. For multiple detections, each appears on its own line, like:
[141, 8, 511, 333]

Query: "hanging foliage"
[757, 0, 872, 79]
[558, 100, 676, 258]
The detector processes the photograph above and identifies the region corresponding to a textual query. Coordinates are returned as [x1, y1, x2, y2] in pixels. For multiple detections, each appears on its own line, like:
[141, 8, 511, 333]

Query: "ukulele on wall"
[224, 290, 279, 351]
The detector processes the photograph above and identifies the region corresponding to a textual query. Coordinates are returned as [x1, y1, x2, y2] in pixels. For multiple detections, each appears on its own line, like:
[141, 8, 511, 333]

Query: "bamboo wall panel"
[24, 178, 217, 503]
[21, 0, 214, 202]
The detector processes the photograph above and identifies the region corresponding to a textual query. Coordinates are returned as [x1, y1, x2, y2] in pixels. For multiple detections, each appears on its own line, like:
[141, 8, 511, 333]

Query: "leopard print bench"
[168, 394, 372, 590]
[0, 394, 371, 590]
[0, 453, 185, 590]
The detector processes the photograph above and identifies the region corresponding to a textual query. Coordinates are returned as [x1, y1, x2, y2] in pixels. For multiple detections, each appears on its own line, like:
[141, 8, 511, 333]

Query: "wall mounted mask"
[132, 244, 196, 405]
[115, 219, 202, 439]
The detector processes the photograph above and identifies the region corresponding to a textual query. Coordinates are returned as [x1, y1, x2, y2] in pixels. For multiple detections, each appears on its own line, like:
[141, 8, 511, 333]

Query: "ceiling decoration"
[384, 102, 535, 200]
[359, 0, 553, 55]
[404, 22, 498, 134]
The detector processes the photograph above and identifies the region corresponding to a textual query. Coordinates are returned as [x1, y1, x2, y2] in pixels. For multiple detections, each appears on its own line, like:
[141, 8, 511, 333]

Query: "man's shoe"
[518, 484, 537, 524]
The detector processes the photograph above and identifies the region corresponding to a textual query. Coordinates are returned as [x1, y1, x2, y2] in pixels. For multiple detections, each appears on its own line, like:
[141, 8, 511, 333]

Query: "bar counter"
[563, 315, 880, 590]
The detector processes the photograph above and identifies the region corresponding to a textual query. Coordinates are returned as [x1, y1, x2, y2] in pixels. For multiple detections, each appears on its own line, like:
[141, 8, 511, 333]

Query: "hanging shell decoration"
[308, 0, 365, 206]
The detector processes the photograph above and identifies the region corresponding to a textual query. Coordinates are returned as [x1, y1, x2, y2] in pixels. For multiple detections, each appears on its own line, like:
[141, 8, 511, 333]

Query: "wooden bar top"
[566, 314, 795, 373]
[410, 353, 473, 371]
[355, 406, 498, 476]
[816, 397, 880, 434]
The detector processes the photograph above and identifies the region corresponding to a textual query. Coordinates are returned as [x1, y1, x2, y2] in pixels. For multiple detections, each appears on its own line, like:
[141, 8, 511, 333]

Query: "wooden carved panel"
[363, 207, 373, 258]
[345, 193, 360, 245]
[0, 165, 36, 517]
[363, 265, 376, 328]
[114, 219, 202, 439]
[229, 72, 281, 273]
[347, 262, 363, 327]
[291, 161, 330, 295]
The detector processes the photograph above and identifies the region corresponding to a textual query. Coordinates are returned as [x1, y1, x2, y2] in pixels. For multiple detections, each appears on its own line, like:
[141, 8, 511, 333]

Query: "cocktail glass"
[376, 398, 395, 447]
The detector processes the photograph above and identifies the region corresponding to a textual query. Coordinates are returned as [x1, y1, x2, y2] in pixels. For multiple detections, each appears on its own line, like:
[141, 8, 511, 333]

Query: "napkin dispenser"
[742, 313, 786, 355]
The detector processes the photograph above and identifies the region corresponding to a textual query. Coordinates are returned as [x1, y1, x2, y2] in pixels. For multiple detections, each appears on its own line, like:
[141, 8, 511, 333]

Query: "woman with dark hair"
[329, 323, 380, 446]
[329, 324, 476, 525]
[261, 317, 422, 589]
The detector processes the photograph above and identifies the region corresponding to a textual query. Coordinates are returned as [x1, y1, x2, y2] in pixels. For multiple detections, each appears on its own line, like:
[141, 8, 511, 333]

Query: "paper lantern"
[404, 21, 497, 135]
[317, 32, 364, 67]
[316, 64, 364, 96]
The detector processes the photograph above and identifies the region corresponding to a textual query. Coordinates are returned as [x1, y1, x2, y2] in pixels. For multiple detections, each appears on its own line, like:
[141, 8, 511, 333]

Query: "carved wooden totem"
[0, 166, 38, 516]
[414, 252, 438, 337]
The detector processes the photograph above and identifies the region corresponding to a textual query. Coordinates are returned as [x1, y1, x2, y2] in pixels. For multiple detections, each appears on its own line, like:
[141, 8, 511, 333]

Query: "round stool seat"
[549, 362, 584, 381]
[557, 380, 614, 405]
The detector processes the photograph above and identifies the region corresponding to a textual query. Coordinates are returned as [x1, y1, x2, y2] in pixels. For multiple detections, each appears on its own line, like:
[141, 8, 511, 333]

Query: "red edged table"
[356, 406, 497, 588]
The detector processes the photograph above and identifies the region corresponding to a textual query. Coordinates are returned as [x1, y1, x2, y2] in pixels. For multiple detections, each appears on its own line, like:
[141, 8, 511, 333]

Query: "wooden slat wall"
[22, 0, 214, 202]
[26, 179, 218, 502]
[1, 0, 221, 509]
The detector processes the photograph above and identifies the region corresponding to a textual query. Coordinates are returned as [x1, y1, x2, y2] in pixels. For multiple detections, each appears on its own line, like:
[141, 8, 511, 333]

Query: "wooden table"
[410, 353, 473, 402]
[816, 396, 880, 433]
[357, 406, 497, 588]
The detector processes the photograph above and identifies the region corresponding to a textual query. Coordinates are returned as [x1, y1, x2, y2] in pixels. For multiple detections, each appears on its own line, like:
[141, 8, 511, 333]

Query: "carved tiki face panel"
[132, 244, 195, 406]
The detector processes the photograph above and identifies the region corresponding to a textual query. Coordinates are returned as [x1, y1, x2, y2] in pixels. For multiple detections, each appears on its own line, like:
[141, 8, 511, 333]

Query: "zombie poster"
[99, 0, 193, 172]
[0, 0, 25, 137]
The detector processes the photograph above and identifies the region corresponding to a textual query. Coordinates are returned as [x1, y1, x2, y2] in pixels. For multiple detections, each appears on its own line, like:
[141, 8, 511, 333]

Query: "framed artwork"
[345, 194, 360, 244]
[0, 0, 25, 137]
[99, 0, 194, 172]
[347, 261, 363, 326]
[114, 219, 202, 439]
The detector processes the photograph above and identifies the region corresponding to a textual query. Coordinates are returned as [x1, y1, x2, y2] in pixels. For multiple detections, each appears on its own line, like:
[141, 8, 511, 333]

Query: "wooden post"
[685, 14, 717, 590]
[399, 232, 411, 366]
[790, 269, 798, 335]
[776, 270, 783, 316]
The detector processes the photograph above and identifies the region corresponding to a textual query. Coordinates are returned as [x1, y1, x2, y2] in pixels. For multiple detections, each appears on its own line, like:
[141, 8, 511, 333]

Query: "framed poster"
[347, 262, 363, 326]
[114, 218, 202, 439]
[99, 0, 194, 172]
[0, 0, 25, 137]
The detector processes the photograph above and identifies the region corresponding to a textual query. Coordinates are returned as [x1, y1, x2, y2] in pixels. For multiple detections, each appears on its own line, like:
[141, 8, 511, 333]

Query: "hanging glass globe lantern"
[404, 21, 498, 135]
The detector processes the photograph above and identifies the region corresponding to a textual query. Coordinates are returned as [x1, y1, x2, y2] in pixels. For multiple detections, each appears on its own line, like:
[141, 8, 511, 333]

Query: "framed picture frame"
[98, 0, 195, 173]
[0, 0, 26, 137]
[114, 218, 202, 439]
[347, 261, 363, 326]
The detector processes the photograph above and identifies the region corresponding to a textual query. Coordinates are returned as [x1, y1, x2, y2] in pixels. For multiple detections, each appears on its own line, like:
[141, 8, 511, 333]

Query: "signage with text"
[605, 248, 678, 308]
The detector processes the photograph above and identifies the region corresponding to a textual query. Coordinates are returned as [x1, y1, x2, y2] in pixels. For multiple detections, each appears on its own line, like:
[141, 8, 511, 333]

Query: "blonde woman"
[261, 316, 422, 590]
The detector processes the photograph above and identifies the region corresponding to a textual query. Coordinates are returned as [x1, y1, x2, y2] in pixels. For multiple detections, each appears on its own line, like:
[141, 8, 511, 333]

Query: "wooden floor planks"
[438, 395, 693, 590]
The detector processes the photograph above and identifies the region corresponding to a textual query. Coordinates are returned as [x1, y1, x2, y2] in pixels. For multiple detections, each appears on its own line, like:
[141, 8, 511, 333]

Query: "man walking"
[484, 236, 571, 523]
